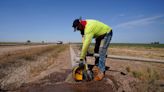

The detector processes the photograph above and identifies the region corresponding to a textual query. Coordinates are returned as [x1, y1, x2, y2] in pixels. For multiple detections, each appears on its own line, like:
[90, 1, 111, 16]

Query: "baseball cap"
[72, 19, 80, 31]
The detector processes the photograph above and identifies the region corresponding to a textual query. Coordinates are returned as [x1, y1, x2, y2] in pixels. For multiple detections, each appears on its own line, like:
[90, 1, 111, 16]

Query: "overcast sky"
[0, 0, 164, 43]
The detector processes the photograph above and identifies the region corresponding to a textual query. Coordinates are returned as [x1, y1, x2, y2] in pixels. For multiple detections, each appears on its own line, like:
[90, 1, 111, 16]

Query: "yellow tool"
[72, 62, 93, 81]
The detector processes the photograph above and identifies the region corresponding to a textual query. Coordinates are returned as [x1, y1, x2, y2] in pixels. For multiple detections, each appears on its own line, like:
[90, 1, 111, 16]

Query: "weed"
[126, 66, 131, 72]
[147, 68, 160, 82]
[132, 71, 142, 78]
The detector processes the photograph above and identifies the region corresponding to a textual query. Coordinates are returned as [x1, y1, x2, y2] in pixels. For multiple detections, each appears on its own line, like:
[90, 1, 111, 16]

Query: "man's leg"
[94, 39, 101, 66]
[93, 30, 113, 81]
[94, 34, 106, 65]
[98, 30, 113, 72]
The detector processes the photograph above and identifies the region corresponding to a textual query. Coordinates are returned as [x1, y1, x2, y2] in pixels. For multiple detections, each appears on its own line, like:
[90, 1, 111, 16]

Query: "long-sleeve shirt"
[80, 19, 112, 60]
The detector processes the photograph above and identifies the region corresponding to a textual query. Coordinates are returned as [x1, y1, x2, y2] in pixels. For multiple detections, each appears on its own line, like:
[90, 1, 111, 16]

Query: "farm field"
[0, 44, 71, 91]
[73, 43, 164, 91]
[87, 43, 164, 60]
[0, 43, 163, 92]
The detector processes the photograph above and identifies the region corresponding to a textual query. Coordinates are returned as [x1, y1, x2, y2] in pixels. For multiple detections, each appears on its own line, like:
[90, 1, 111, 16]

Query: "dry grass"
[125, 64, 161, 82]
[109, 47, 164, 60]
[0, 44, 69, 90]
[77, 44, 164, 81]
[107, 59, 164, 92]
[0, 45, 61, 64]
[78, 44, 164, 80]
[125, 66, 131, 72]
[129, 66, 162, 92]
[87, 44, 164, 60]
[29, 45, 68, 77]
[76, 44, 164, 92]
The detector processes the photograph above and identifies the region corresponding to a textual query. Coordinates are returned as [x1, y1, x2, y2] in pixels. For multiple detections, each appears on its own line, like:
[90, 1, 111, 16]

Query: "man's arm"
[80, 34, 93, 60]
[82, 36, 84, 44]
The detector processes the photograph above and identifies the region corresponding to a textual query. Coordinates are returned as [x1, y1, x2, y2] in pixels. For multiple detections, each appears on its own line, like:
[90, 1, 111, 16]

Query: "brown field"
[0, 44, 70, 91]
[109, 46, 164, 60]
[87, 44, 164, 60]
[77, 44, 164, 92]
[0, 43, 164, 92]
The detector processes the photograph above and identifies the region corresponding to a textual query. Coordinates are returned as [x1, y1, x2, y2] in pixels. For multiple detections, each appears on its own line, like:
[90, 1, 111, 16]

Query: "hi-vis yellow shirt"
[80, 19, 112, 60]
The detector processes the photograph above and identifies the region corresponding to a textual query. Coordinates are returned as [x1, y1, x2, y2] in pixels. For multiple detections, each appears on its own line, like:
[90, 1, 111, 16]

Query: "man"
[72, 18, 113, 81]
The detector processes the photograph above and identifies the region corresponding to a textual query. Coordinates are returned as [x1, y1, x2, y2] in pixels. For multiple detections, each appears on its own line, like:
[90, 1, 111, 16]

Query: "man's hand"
[79, 59, 85, 68]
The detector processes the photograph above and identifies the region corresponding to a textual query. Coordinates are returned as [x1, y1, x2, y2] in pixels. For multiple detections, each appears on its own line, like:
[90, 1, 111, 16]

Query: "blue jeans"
[98, 30, 113, 72]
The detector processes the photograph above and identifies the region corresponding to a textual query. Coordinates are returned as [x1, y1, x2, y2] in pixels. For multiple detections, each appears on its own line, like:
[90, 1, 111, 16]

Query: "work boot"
[92, 66, 104, 81]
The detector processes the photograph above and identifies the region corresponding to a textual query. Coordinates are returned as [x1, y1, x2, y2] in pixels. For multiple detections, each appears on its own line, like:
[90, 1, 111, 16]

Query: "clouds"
[114, 15, 164, 30]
